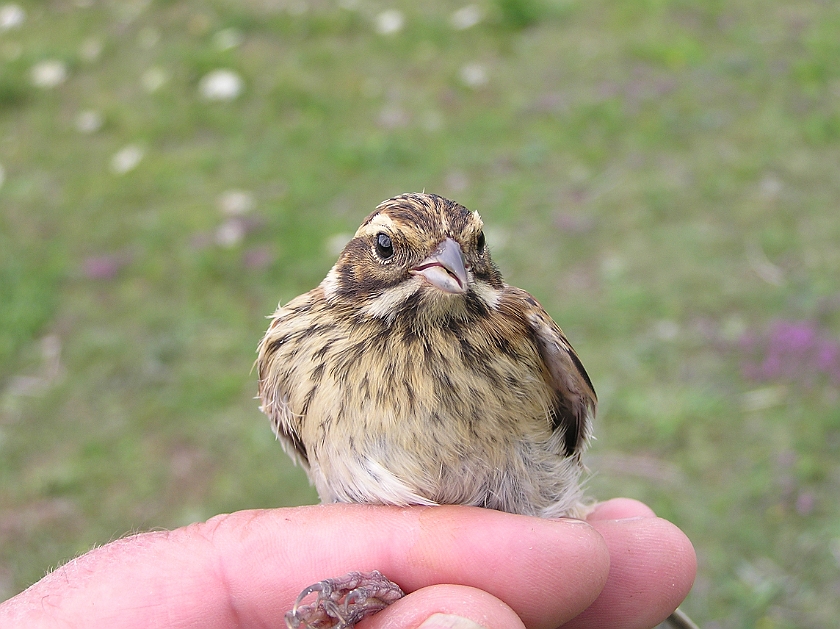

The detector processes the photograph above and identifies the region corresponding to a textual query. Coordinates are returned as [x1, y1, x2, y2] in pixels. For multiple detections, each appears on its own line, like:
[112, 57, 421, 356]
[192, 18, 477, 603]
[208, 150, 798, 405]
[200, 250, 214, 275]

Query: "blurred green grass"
[2, 0, 839, 626]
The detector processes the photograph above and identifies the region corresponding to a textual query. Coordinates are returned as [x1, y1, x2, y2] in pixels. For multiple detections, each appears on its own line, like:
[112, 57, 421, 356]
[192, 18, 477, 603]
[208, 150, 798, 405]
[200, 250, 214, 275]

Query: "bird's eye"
[375, 233, 394, 259]
[476, 231, 486, 254]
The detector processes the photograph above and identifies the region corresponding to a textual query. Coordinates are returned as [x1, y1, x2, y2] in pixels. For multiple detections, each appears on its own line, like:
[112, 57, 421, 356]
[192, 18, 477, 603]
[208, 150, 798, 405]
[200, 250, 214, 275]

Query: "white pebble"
[75, 110, 104, 133]
[141, 67, 168, 92]
[759, 175, 782, 199]
[0, 4, 25, 31]
[375, 9, 404, 35]
[216, 219, 245, 248]
[79, 38, 103, 62]
[213, 28, 243, 51]
[218, 190, 255, 216]
[30, 60, 67, 89]
[199, 69, 243, 101]
[110, 145, 144, 174]
[459, 62, 488, 88]
[451, 5, 482, 30]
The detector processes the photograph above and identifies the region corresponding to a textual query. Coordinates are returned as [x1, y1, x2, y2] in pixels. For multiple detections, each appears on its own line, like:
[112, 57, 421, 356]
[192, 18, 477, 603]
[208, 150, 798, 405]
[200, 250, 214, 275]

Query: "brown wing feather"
[510, 288, 597, 457]
[256, 298, 313, 469]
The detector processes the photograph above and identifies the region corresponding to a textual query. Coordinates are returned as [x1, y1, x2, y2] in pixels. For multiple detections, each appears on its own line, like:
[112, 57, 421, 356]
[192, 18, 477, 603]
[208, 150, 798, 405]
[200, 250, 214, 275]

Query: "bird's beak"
[410, 238, 469, 295]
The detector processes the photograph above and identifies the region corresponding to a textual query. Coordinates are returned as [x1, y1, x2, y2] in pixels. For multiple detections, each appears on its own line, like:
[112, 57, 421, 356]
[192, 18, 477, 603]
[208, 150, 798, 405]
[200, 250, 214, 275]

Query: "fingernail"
[417, 613, 489, 629]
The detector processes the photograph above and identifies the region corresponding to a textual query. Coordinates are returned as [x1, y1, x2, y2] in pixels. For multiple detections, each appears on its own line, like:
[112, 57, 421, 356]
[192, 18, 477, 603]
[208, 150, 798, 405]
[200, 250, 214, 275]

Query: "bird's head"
[322, 193, 504, 322]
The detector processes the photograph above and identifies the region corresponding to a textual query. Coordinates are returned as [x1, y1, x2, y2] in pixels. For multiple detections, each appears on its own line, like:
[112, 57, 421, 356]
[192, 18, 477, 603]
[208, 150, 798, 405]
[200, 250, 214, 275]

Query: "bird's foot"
[284, 570, 405, 629]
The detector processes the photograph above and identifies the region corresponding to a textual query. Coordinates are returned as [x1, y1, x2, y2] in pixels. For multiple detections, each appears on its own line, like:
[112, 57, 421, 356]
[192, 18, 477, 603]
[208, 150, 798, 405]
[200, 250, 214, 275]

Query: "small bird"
[257, 193, 691, 628]
[258, 192, 595, 517]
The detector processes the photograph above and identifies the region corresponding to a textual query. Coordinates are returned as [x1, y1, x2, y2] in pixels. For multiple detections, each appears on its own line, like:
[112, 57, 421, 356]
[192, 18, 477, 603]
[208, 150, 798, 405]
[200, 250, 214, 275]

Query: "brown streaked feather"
[257, 291, 323, 469]
[501, 287, 596, 457]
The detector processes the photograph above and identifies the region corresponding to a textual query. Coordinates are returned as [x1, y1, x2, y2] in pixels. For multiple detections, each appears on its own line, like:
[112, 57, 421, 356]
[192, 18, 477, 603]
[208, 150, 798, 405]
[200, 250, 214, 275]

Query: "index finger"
[221, 505, 609, 629]
[2, 504, 610, 629]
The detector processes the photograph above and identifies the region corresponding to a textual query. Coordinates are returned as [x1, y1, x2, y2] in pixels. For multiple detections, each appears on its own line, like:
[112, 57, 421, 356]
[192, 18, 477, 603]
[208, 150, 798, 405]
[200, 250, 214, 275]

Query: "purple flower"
[740, 319, 840, 386]
[243, 246, 274, 270]
[82, 254, 130, 280]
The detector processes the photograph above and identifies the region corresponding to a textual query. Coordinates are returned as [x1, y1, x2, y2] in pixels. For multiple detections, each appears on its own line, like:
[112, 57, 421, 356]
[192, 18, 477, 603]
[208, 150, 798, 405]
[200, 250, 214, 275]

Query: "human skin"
[0, 498, 695, 629]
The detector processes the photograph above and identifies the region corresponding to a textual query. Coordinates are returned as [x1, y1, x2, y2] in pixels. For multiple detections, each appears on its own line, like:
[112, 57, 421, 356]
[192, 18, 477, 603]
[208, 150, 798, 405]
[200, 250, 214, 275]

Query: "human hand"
[0, 499, 694, 629]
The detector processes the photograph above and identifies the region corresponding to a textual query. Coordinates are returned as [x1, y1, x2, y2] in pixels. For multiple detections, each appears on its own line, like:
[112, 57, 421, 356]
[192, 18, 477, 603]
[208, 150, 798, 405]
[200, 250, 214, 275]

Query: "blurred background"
[1, 0, 839, 626]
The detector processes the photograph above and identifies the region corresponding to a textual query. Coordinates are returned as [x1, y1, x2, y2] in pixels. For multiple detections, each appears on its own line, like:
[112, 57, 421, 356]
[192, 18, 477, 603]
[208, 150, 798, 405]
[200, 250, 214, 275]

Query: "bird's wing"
[256, 293, 314, 470]
[263, 391, 309, 470]
[505, 287, 597, 457]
